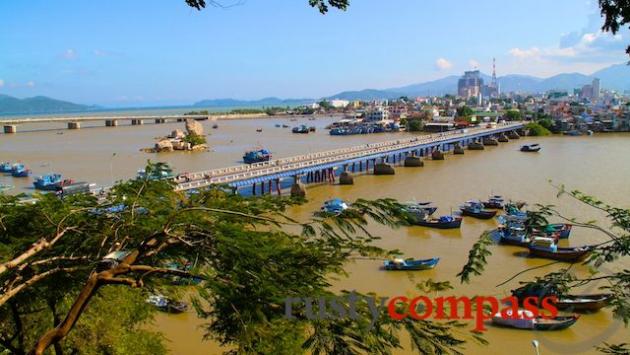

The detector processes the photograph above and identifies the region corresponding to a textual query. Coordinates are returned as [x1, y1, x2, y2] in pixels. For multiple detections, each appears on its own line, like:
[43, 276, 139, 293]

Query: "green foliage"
[597, 342, 630, 354]
[407, 119, 424, 132]
[457, 231, 494, 284]
[318, 100, 333, 110]
[229, 108, 265, 115]
[537, 117, 555, 131]
[598, 0, 630, 58]
[503, 110, 522, 121]
[183, 133, 207, 146]
[525, 122, 551, 136]
[456, 106, 473, 118]
[185, 110, 209, 115]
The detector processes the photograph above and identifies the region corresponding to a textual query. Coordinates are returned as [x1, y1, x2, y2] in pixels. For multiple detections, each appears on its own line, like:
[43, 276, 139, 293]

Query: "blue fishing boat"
[292, 125, 310, 134]
[0, 162, 13, 173]
[413, 215, 463, 229]
[542, 223, 572, 239]
[482, 195, 504, 209]
[11, 164, 31, 177]
[321, 198, 349, 214]
[402, 201, 438, 217]
[33, 174, 63, 190]
[460, 200, 498, 219]
[383, 257, 439, 271]
[243, 149, 271, 164]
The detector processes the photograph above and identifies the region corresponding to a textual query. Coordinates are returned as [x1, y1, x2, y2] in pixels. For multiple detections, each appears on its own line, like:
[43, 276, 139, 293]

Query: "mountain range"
[0, 95, 99, 116]
[328, 63, 630, 100]
[1, 64, 628, 115]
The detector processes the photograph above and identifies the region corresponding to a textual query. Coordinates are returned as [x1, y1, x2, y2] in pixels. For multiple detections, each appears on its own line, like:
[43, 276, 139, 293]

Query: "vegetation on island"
[524, 122, 552, 136]
[458, 186, 630, 353]
[0, 162, 487, 354]
[183, 133, 207, 146]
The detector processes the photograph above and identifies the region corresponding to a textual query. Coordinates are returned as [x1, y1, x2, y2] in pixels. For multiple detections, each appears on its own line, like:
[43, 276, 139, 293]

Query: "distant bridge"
[174, 122, 526, 195]
[1, 115, 210, 133]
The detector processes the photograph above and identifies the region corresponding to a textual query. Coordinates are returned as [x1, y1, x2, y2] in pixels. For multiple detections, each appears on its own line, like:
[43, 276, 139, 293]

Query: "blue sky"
[0, 0, 627, 106]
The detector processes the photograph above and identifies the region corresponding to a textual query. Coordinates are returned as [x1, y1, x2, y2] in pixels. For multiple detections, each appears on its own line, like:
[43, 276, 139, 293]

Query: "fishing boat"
[212, 124, 219, 129]
[282, 124, 289, 128]
[308, 126, 316, 132]
[11, 164, 31, 177]
[0, 162, 13, 173]
[256, 128, 263, 132]
[527, 237, 592, 262]
[137, 165, 174, 180]
[496, 226, 532, 247]
[540, 223, 572, 239]
[511, 285, 613, 312]
[146, 294, 188, 313]
[412, 215, 463, 229]
[492, 309, 579, 330]
[482, 195, 504, 209]
[292, 125, 310, 134]
[504, 203, 528, 218]
[321, 198, 349, 214]
[520, 144, 541, 152]
[402, 201, 438, 216]
[460, 201, 498, 219]
[33, 174, 65, 190]
[243, 149, 271, 164]
[383, 257, 439, 271]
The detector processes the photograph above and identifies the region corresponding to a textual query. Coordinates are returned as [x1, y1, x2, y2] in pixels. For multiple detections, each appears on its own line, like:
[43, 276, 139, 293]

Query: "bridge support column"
[339, 171, 354, 185]
[453, 143, 465, 155]
[67, 122, 80, 130]
[268, 180, 273, 194]
[252, 183, 256, 196]
[105, 119, 118, 127]
[155, 118, 166, 124]
[290, 175, 306, 198]
[276, 178, 281, 196]
[374, 163, 395, 175]
[432, 150, 445, 160]
[131, 119, 144, 125]
[328, 168, 335, 183]
[404, 156, 424, 167]
[3, 125, 17, 134]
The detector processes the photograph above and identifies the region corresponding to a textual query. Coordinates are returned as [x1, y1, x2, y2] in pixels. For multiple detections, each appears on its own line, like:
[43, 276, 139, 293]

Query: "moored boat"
[527, 237, 591, 262]
[321, 198, 349, 214]
[243, 149, 271, 164]
[520, 144, 541, 152]
[492, 309, 579, 330]
[402, 201, 438, 217]
[0, 162, 13, 173]
[511, 285, 613, 312]
[460, 201, 498, 219]
[482, 195, 504, 209]
[292, 125, 310, 134]
[146, 294, 188, 313]
[11, 164, 31, 177]
[383, 257, 439, 271]
[33, 174, 64, 190]
[540, 223, 572, 239]
[412, 215, 462, 229]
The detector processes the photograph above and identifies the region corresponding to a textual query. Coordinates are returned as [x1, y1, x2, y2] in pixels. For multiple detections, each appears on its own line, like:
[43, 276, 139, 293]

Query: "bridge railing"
[175, 122, 522, 190]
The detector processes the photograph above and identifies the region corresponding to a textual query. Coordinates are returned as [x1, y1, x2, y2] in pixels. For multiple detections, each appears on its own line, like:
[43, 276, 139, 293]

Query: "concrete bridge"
[1, 115, 209, 133]
[174, 122, 526, 196]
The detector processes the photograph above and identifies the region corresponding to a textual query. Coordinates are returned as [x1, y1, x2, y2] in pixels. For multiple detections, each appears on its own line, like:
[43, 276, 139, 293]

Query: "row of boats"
[320, 195, 611, 331]
[1, 162, 75, 190]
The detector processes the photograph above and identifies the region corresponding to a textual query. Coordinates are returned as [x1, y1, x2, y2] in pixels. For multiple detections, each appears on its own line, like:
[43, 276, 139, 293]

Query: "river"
[1, 117, 628, 354]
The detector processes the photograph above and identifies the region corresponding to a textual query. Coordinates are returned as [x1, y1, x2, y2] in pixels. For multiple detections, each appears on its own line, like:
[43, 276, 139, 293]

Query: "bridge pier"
[404, 156, 424, 167]
[453, 143, 465, 154]
[67, 122, 80, 130]
[131, 119, 144, 125]
[432, 150, 445, 160]
[374, 163, 395, 175]
[290, 175, 306, 198]
[155, 118, 166, 124]
[105, 119, 118, 127]
[276, 178, 281, 196]
[3, 125, 17, 134]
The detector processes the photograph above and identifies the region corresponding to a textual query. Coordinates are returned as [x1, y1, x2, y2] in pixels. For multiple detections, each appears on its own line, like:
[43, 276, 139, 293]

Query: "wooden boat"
[520, 144, 541, 152]
[555, 294, 614, 312]
[542, 223, 572, 239]
[511, 285, 613, 312]
[11, 164, 31, 178]
[0, 162, 13, 173]
[413, 215, 462, 229]
[460, 201, 498, 219]
[492, 309, 579, 330]
[146, 294, 188, 313]
[256, 128, 263, 132]
[383, 257, 439, 271]
[482, 195, 504, 209]
[527, 237, 591, 262]
[212, 124, 219, 129]
[402, 201, 437, 216]
[292, 125, 310, 134]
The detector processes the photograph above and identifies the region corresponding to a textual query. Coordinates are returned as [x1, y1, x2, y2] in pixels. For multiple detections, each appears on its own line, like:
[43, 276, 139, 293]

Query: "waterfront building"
[458, 70, 484, 99]
[365, 106, 390, 122]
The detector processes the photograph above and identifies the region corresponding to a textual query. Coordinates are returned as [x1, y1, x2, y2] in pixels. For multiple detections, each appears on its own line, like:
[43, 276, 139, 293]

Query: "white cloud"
[468, 59, 480, 68]
[63, 49, 78, 60]
[26, 81, 35, 88]
[435, 58, 452, 70]
[509, 47, 541, 59]
[0, 79, 4, 88]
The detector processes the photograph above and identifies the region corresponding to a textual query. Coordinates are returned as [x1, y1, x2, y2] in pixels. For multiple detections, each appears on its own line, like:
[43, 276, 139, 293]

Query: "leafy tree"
[458, 187, 630, 353]
[503, 110, 522, 121]
[183, 133, 207, 146]
[407, 119, 424, 132]
[524, 122, 551, 136]
[598, 0, 630, 59]
[318, 100, 333, 110]
[185, 0, 349, 14]
[456, 106, 473, 118]
[1, 162, 482, 354]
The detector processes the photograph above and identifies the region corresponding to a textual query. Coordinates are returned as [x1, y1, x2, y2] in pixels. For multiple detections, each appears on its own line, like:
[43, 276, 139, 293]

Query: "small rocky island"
[145, 119, 209, 153]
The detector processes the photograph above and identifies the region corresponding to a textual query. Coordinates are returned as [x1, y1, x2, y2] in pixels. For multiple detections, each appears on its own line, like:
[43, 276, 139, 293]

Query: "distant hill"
[0, 95, 97, 116]
[324, 63, 629, 100]
[194, 97, 313, 108]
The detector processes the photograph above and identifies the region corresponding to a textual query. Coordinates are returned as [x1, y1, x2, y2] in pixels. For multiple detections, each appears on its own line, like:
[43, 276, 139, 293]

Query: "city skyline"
[1, 0, 629, 106]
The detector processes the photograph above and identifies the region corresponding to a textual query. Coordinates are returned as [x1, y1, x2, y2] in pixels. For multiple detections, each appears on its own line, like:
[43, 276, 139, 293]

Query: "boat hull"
[555, 294, 613, 312]
[460, 208, 498, 219]
[414, 218, 462, 229]
[527, 246, 591, 262]
[383, 258, 439, 271]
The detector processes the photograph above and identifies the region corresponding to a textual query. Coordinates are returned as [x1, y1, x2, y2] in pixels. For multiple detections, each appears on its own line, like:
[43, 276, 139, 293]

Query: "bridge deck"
[175, 122, 524, 191]
[1, 115, 208, 125]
